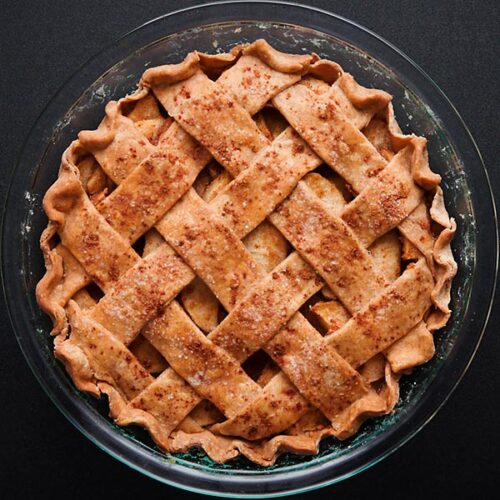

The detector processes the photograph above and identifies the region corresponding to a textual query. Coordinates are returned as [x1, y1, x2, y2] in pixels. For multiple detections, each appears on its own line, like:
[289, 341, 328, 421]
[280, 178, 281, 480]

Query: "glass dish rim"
[1, 1, 498, 497]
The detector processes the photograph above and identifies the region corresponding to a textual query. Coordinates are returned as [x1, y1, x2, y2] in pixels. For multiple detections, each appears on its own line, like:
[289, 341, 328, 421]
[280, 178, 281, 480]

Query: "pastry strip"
[80, 105, 155, 184]
[97, 124, 210, 243]
[43, 164, 139, 291]
[273, 83, 387, 192]
[211, 128, 322, 238]
[154, 70, 269, 177]
[340, 146, 423, 247]
[328, 260, 434, 367]
[89, 244, 195, 345]
[269, 181, 387, 313]
[146, 301, 262, 417]
[62, 302, 154, 404]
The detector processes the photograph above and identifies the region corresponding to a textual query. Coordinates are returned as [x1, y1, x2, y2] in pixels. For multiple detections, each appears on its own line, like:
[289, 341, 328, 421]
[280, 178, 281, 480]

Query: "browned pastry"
[36, 39, 457, 465]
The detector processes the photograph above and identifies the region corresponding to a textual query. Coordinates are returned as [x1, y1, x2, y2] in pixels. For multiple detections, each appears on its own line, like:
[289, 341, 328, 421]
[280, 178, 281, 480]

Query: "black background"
[1, 1, 499, 499]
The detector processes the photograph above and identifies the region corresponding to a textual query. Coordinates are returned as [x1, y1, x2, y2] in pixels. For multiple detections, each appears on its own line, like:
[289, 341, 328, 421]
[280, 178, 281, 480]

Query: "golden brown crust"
[36, 39, 456, 465]
[242, 39, 316, 74]
[141, 52, 202, 87]
[307, 59, 343, 84]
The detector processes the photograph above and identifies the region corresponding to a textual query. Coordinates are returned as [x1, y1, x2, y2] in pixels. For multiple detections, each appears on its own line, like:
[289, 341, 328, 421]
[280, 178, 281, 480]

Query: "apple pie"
[36, 40, 457, 465]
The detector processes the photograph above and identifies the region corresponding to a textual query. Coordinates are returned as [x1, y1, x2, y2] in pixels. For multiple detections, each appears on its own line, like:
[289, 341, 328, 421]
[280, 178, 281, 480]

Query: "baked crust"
[36, 39, 457, 466]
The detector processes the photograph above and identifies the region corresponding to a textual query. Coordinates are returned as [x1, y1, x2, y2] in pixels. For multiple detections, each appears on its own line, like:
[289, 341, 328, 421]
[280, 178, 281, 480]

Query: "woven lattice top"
[37, 40, 457, 465]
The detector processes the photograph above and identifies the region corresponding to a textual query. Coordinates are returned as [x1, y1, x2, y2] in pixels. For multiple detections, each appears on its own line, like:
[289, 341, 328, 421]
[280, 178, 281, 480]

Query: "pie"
[36, 40, 457, 466]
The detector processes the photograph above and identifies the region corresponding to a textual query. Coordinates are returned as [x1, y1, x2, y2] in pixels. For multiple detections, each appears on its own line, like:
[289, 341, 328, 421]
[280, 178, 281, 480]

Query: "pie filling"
[36, 39, 457, 466]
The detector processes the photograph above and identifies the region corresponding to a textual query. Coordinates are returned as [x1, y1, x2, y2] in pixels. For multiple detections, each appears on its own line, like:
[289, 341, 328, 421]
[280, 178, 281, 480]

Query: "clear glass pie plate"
[1, 1, 497, 497]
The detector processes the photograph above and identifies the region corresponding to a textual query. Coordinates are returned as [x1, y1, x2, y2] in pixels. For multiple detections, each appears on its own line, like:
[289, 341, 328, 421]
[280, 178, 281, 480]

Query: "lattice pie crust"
[36, 40, 457, 465]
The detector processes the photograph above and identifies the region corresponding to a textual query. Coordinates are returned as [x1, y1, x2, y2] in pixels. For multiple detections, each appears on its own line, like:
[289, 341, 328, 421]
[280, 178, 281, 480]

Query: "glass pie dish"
[2, 1, 497, 497]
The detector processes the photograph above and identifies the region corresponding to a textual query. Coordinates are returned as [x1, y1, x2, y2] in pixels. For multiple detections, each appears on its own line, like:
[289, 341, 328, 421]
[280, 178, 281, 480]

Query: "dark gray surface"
[1, 1, 499, 499]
